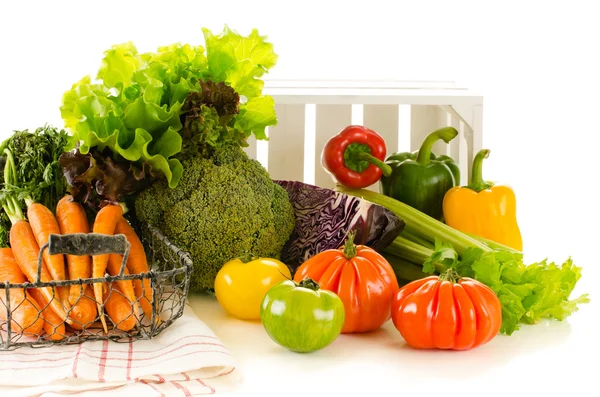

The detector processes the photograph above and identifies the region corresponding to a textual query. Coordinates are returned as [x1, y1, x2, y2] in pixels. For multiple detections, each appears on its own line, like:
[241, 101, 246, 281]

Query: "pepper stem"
[354, 151, 392, 176]
[415, 127, 459, 165]
[342, 230, 357, 259]
[344, 143, 392, 176]
[438, 268, 462, 283]
[467, 149, 495, 192]
[297, 277, 321, 291]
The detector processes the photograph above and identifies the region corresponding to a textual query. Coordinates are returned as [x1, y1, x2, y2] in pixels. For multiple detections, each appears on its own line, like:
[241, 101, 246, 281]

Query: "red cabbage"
[274, 180, 405, 272]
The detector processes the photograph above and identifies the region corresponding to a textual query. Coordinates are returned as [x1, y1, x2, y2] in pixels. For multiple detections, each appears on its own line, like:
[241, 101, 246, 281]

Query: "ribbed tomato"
[391, 269, 502, 350]
[293, 232, 399, 333]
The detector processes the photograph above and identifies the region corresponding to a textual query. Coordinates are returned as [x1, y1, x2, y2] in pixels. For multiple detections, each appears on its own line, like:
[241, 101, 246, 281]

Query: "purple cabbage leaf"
[275, 180, 405, 273]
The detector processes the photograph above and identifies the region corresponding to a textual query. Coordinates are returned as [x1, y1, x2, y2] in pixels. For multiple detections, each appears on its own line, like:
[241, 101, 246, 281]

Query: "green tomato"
[260, 278, 345, 353]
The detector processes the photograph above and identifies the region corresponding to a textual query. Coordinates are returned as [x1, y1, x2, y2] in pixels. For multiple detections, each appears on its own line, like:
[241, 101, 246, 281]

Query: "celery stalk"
[400, 229, 435, 250]
[384, 236, 442, 269]
[336, 186, 490, 255]
[465, 232, 523, 254]
[381, 252, 430, 282]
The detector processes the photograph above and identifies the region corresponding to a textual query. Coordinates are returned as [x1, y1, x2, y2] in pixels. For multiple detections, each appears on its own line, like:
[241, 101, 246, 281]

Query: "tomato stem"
[237, 253, 256, 263]
[439, 268, 462, 283]
[297, 277, 321, 291]
[342, 230, 357, 259]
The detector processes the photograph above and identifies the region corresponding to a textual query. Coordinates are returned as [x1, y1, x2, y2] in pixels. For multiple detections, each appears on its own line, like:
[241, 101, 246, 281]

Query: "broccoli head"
[134, 144, 296, 293]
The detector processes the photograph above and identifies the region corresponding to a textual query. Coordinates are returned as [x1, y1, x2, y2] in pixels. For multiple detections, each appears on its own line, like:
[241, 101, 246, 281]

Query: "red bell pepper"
[321, 125, 392, 188]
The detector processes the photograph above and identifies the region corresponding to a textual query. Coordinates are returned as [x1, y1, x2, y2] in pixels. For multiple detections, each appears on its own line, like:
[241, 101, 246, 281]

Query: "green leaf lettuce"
[60, 26, 278, 188]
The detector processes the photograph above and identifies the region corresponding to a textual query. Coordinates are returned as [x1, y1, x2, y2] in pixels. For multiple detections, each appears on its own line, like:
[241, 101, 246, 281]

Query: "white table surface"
[188, 269, 599, 397]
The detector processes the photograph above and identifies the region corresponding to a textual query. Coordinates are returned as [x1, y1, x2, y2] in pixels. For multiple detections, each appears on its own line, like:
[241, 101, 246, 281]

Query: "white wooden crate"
[245, 80, 483, 191]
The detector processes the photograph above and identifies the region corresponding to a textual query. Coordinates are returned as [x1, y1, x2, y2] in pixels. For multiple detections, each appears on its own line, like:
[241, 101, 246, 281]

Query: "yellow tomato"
[214, 256, 292, 320]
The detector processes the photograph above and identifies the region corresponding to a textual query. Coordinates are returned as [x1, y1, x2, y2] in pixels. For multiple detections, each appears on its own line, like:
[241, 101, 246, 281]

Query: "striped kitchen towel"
[0, 303, 241, 396]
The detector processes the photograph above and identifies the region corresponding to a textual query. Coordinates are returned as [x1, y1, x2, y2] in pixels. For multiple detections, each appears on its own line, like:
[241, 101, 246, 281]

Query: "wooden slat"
[314, 105, 352, 189]
[446, 112, 463, 185]
[470, 104, 484, 183]
[397, 105, 412, 153]
[410, 105, 452, 156]
[256, 128, 269, 171]
[364, 105, 400, 156]
[363, 105, 400, 192]
[267, 104, 306, 182]
[448, 101, 483, 173]
[459, 122, 470, 185]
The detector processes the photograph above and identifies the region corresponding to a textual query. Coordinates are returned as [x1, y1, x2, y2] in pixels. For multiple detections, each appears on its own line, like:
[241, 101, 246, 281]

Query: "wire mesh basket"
[0, 222, 193, 351]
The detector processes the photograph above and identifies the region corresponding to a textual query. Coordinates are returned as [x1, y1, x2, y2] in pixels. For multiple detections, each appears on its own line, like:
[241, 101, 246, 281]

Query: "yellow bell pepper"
[442, 149, 523, 251]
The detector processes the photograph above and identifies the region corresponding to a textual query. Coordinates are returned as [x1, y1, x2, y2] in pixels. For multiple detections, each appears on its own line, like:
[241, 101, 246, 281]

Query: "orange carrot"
[107, 254, 140, 321]
[9, 220, 69, 324]
[55, 195, 92, 305]
[29, 288, 66, 340]
[115, 217, 155, 324]
[27, 202, 70, 310]
[67, 285, 97, 331]
[103, 282, 137, 332]
[0, 248, 44, 336]
[92, 204, 124, 333]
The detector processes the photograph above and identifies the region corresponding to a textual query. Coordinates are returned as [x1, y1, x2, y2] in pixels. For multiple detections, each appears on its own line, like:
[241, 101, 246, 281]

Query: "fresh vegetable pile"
[334, 128, 589, 337]
[0, 25, 589, 355]
[244, 124, 589, 353]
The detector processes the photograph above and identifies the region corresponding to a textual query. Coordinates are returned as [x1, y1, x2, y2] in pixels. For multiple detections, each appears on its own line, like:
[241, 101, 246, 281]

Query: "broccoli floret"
[134, 144, 296, 293]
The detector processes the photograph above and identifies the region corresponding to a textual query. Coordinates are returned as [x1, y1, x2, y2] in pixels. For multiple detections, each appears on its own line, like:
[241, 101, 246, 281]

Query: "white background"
[1, 1, 598, 396]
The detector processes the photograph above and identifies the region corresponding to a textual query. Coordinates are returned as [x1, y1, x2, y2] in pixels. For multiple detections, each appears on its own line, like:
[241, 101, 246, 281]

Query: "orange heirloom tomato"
[293, 231, 399, 333]
[391, 269, 502, 350]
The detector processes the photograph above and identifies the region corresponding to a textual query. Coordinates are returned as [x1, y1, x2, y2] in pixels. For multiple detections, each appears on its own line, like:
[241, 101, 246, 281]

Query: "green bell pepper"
[379, 127, 460, 222]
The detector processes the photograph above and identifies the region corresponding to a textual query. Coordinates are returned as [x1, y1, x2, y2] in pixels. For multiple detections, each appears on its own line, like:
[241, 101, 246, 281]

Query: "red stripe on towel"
[171, 380, 191, 397]
[126, 338, 133, 380]
[97, 340, 109, 382]
[196, 378, 216, 394]
[72, 343, 82, 378]
[140, 379, 166, 397]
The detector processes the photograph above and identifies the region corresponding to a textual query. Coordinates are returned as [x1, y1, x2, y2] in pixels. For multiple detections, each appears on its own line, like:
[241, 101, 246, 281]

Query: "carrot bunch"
[0, 196, 153, 339]
[1, 144, 154, 340]
[1, 149, 70, 340]
[76, 201, 154, 333]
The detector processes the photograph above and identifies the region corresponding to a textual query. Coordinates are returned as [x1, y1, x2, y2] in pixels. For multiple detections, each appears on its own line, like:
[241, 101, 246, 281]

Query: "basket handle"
[35, 233, 131, 283]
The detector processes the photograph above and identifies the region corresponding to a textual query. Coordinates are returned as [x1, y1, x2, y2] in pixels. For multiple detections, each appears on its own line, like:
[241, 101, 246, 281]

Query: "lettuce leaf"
[203, 26, 279, 141]
[203, 26, 277, 99]
[59, 147, 154, 216]
[61, 57, 185, 188]
[60, 26, 278, 190]
[235, 95, 277, 141]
